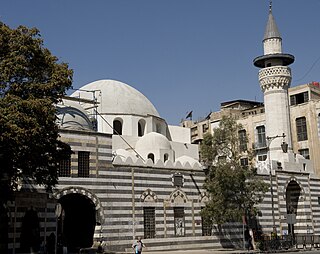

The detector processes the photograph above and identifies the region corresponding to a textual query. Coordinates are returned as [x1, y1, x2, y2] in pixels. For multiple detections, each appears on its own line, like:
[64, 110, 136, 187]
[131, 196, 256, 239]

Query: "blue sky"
[2, 0, 320, 124]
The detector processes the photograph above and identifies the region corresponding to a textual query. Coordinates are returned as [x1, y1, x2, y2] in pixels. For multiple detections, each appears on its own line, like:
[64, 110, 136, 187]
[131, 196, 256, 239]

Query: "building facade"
[183, 4, 320, 239]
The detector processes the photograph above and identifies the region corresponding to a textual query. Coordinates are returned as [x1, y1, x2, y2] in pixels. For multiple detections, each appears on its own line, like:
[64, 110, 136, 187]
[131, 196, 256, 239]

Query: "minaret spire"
[253, 1, 295, 162]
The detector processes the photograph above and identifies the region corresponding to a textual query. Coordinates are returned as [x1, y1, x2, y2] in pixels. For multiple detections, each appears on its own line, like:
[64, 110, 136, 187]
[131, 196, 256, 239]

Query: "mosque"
[4, 3, 320, 254]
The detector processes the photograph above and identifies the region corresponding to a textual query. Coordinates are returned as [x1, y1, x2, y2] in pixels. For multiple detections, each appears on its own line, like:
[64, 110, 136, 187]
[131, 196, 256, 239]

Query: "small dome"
[176, 155, 199, 165]
[135, 132, 171, 151]
[57, 100, 93, 131]
[71, 79, 160, 117]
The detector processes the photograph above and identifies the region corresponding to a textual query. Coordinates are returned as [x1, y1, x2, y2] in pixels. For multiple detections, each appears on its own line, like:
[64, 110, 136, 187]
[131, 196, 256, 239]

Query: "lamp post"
[266, 133, 287, 234]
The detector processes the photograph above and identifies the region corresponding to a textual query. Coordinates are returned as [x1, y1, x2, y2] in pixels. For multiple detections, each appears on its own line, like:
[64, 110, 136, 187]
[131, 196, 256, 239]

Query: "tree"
[0, 22, 73, 205]
[200, 115, 268, 225]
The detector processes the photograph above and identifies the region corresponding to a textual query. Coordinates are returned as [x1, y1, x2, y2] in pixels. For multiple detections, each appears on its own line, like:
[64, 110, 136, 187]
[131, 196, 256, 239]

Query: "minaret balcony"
[258, 66, 292, 91]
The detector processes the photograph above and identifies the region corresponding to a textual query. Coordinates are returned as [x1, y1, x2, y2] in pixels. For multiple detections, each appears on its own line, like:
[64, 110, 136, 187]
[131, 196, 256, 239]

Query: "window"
[290, 92, 309, 106]
[240, 157, 249, 167]
[173, 174, 183, 187]
[164, 153, 169, 162]
[258, 154, 267, 161]
[296, 117, 308, 141]
[174, 207, 185, 236]
[156, 123, 162, 134]
[144, 207, 155, 239]
[113, 119, 122, 135]
[138, 119, 146, 137]
[147, 153, 154, 163]
[201, 208, 212, 236]
[78, 151, 90, 177]
[299, 148, 310, 159]
[59, 155, 71, 177]
[202, 124, 208, 134]
[256, 126, 266, 148]
[238, 130, 247, 152]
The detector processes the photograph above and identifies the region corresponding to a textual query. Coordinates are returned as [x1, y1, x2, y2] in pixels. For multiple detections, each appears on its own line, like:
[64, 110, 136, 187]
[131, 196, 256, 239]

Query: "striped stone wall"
[53, 130, 244, 252]
[8, 128, 317, 253]
[257, 171, 320, 236]
[7, 192, 57, 254]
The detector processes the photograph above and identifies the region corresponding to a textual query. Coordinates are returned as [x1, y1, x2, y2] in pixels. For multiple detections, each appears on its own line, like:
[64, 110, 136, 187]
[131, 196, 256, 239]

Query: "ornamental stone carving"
[258, 66, 292, 92]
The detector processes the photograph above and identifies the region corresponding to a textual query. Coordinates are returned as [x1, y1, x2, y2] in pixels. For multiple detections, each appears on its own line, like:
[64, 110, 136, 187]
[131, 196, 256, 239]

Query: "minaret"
[253, 2, 295, 163]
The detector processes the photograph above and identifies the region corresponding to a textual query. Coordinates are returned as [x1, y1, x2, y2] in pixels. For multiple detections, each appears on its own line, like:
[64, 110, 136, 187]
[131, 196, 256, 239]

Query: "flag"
[186, 111, 193, 120]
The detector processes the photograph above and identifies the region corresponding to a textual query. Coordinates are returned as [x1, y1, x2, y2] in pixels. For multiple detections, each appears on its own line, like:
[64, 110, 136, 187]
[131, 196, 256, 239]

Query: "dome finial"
[269, 0, 272, 13]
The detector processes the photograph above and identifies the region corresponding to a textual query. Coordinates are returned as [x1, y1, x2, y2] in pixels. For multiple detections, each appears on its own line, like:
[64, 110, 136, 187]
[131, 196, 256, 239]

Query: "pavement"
[142, 249, 255, 254]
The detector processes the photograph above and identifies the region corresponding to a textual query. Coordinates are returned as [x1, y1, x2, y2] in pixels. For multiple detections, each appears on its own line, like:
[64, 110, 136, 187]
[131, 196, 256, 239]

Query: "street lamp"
[266, 133, 287, 234]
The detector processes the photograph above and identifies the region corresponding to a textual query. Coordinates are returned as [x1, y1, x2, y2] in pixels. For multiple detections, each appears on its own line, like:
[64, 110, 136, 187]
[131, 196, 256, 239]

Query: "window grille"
[59, 156, 71, 177]
[174, 207, 185, 236]
[173, 174, 183, 187]
[296, 117, 308, 141]
[144, 207, 155, 239]
[78, 151, 90, 177]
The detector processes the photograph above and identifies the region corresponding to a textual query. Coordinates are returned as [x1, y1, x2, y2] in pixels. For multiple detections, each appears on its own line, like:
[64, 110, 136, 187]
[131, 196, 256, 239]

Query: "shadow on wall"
[214, 224, 243, 249]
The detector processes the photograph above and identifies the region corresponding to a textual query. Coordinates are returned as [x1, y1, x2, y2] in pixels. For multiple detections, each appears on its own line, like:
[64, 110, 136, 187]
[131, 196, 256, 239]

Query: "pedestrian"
[244, 227, 253, 251]
[132, 237, 145, 254]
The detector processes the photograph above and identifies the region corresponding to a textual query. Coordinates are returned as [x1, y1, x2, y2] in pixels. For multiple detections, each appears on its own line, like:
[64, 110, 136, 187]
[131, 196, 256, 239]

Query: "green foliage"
[200, 115, 269, 224]
[0, 22, 73, 203]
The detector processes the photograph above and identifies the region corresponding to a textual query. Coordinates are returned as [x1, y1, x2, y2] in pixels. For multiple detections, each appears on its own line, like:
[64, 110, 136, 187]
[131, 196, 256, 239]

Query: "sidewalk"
[143, 249, 257, 254]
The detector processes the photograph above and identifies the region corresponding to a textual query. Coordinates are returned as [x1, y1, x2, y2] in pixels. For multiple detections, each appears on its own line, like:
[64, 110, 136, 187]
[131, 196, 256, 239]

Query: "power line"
[294, 56, 320, 83]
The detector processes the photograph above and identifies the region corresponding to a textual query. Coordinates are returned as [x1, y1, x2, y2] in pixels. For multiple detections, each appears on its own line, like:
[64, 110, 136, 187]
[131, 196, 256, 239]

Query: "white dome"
[135, 132, 171, 151]
[71, 79, 160, 117]
[57, 100, 93, 131]
[176, 155, 199, 165]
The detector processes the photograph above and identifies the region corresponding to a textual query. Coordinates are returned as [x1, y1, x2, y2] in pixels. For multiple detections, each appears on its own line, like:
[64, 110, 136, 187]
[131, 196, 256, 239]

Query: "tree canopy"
[200, 115, 268, 224]
[0, 22, 73, 204]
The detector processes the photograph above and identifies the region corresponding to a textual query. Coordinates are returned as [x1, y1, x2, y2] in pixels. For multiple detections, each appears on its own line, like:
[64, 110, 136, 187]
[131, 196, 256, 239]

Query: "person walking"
[132, 237, 145, 254]
[244, 227, 253, 251]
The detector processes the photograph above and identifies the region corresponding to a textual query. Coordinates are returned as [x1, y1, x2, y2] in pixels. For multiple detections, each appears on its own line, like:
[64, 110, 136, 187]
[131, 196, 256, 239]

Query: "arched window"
[147, 153, 154, 163]
[113, 119, 122, 135]
[156, 123, 162, 134]
[138, 119, 146, 137]
[164, 153, 169, 162]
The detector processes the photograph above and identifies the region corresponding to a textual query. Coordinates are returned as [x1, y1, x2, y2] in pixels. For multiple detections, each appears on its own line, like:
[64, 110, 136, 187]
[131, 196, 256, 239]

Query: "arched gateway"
[53, 187, 104, 252]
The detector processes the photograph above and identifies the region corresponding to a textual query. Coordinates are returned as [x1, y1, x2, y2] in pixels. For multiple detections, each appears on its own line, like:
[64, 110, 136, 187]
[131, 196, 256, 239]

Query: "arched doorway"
[20, 208, 40, 253]
[286, 180, 301, 235]
[58, 194, 96, 252]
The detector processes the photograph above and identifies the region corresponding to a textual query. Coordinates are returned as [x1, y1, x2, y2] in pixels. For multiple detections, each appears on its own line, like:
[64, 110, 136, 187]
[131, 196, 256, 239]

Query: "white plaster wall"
[112, 135, 139, 152]
[168, 125, 191, 143]
[98, 114, 155, 136]
[170, 142, 199, 160]
[264, 89, 293, 161]
[264, 38, 282, 55]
